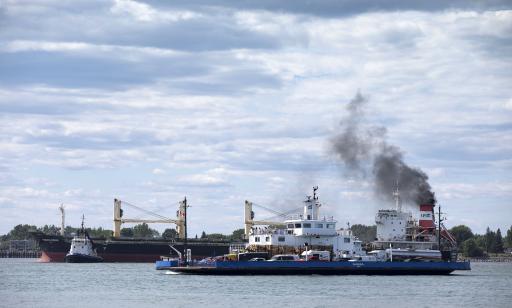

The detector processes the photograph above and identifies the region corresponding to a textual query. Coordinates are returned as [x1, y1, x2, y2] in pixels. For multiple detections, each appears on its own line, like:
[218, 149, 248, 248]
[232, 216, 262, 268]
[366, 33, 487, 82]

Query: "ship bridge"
[245, 187, 364, 258]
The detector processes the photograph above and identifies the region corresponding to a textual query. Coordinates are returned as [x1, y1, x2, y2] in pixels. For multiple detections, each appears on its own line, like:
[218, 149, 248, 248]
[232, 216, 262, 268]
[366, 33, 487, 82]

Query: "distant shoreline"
[464, 256, 512, 263]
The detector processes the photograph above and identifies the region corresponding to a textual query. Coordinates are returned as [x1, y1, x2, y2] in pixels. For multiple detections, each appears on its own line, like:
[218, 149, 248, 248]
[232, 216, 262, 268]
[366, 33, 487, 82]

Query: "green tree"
[230, 228, 245, 241]
[120, 227, 134, 237]
[484, 227, 496, 253]
[495, 228, 504, 253]
[40, 225, 60, 235]
[474, 234, 486, 251]
[449, 225, 474, 247]
[350, 224, 377, 243]
[200, 231, 207, 239]
[505, 226, 512, 249]
[64, 226, 77, 236]
[162, 228, 177, 239]
[462, 238, 484, 257]
[6, 224, 38, 240]
[86, 227, 112, 238]
[133, 223, 159, 238]
[205, 233, 228, 240]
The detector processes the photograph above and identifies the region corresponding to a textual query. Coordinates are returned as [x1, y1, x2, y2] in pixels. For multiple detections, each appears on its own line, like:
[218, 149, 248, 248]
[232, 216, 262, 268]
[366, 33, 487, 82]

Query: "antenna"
[313, 186, 319, 200]
[392, 179, 402, 212]
[437, 204, 446, 250]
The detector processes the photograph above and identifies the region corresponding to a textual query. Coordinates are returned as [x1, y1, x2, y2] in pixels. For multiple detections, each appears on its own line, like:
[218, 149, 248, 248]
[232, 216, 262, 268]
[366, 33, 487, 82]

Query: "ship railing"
[250, 228, 287, 235]
[287, 215, 336, 222]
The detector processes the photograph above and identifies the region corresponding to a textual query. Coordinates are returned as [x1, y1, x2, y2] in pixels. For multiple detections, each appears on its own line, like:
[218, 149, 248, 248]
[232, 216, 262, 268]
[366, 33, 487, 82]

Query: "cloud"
[152, 168, 165, 175]
[110, 0, 201, 23]
[148, 0, 512, 17]
[0, 2, 511, 235]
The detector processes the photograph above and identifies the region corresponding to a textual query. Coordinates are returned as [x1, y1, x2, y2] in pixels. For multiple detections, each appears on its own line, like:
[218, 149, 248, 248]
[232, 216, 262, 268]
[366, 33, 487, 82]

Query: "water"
[1, 259, 511, 308]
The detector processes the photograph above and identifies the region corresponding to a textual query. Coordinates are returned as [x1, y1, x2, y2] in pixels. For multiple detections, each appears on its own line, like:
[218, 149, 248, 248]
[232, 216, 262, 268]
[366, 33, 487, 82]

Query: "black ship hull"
[65, 253, 103, 263]
[30, 231, 232, 262]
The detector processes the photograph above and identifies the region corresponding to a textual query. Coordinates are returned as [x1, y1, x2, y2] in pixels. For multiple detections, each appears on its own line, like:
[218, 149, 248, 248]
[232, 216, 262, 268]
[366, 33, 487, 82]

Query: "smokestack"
[330, 92, 436, 207]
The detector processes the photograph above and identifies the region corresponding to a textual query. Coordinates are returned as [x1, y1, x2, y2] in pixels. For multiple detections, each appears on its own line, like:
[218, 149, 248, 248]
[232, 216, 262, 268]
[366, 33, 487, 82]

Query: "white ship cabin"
[69, 235, 97, 256]
[248, 188, 364, 258]
[375, 209, 411, 241]
[373, 187, 438, 250]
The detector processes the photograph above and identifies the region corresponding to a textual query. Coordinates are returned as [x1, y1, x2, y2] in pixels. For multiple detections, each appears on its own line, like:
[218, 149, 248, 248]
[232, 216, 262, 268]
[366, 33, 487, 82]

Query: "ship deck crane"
[113, 198, 187, 239]
[244, 200, 303, 238]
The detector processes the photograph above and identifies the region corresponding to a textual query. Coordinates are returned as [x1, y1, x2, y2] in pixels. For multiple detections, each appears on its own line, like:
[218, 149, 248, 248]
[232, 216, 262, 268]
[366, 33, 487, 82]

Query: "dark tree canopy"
[462, 238, 484, 257]
[449, 225, 474, 247]
[132, 223, 160, 238]
[162, 228, 177, 239]
[120, 228, 134, 237]
[350, 224, 377, 243]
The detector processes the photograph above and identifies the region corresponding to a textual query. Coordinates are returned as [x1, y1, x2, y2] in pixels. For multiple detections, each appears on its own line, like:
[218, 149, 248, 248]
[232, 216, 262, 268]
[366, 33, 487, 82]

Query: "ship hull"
[31, 232, 231, 263]
[65, 253, 103, 263]
[166, 260, 471, 275]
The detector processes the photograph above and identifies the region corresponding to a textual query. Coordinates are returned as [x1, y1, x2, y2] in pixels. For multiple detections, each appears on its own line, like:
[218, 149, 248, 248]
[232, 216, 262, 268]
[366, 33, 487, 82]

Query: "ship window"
[326, 224, 334, 229]
[287, 230, 293, 234]
[308, 205, 312, 209]
[303, 223, 311, 228]
[344, 238, 350, 243]
[316, 224, 323, 228]
[278, 236, 285, 242]
[287, 224, 294, 229]
[295, 223, 301, 228]
[265, 237, 270, 242]
[255, 237, 260, 242]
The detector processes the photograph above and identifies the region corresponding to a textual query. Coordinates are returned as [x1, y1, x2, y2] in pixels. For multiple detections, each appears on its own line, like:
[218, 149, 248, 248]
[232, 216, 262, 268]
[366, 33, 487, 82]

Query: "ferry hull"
[165, 260, 471, 275]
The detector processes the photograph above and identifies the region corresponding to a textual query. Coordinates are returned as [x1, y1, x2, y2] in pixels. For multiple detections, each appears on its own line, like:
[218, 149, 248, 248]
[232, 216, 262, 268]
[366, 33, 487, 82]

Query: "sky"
[1, 0, 511, 236]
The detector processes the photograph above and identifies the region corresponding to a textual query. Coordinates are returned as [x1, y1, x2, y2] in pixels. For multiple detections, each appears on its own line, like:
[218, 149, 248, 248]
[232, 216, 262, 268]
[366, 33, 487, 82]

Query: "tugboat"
[65, 215, 103, 263]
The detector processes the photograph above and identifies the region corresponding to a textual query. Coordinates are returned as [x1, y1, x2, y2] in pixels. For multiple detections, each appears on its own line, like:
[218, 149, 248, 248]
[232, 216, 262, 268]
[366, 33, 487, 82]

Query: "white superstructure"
[375, 209, 412, 241]
[68, 234, 97, 257]
[65, 215, 103, 262]
[247, 187, 364, 259]
[373, 186, 439, 250]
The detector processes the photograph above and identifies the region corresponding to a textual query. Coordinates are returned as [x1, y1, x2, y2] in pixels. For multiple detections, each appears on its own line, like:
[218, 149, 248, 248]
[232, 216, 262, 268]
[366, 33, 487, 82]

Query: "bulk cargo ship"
[31, 198, 232, 262]
[159, 187, 470, 275]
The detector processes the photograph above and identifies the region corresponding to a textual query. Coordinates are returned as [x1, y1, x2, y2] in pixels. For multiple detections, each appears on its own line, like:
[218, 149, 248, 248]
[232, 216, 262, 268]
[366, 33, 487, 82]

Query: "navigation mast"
[393, 180, 402, 212]
[59, 204, 65, 236]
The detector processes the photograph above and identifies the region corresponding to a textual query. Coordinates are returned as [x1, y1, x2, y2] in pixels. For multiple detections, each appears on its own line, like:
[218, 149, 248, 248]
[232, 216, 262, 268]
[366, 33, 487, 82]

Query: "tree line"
[449, 225, 512, 257]
[3, 223, 511, 258]
[0, 223, 246, 242]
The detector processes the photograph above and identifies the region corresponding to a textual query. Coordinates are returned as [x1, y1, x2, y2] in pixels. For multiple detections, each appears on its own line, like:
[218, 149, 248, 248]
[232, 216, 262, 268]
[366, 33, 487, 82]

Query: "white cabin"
[248, 187, 365, 259]
[68, 235, 97, 257]
[375, 209, 411, 241]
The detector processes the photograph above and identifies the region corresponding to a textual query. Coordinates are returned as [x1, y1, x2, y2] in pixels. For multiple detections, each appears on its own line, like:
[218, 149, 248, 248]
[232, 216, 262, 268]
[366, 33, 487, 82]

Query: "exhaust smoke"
[330, 92, 436, 206]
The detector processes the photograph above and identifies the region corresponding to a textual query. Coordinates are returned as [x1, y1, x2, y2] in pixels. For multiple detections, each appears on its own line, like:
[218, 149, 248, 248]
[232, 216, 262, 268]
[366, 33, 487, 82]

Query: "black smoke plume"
[330, 92, 436, 206]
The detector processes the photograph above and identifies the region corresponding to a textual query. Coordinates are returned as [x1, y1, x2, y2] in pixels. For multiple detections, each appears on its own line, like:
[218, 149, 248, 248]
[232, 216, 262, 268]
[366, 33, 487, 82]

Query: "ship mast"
[393, 180, 402, 212]
[59, 204, 65, 236]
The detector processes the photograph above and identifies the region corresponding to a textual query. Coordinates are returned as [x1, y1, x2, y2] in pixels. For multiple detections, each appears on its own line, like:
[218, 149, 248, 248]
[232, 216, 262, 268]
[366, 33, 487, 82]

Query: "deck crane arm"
[244, 200, 304, 238]
[113, 198, 187, 239]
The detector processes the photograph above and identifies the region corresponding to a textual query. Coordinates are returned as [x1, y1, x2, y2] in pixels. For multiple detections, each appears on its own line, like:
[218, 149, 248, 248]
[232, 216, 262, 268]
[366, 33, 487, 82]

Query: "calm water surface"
[1, 259, 511, 308]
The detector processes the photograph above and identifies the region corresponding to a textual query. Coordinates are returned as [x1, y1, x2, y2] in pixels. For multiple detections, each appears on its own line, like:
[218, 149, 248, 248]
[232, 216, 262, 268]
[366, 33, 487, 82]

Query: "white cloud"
[152, 168, 165, 175]
[110, 0, 201, 23]
[0, 3, 511, 235]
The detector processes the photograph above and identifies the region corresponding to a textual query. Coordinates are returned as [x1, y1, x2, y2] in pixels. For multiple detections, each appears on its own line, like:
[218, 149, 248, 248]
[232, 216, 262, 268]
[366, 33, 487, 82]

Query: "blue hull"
[164, 261, 471, 275]
[156, 259, 179, 270]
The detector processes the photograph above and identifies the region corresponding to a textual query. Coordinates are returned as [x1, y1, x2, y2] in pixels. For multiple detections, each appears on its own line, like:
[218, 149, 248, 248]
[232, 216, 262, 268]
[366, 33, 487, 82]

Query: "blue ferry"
[156, 187, 470, 275]
[161, 259, 470, 275]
